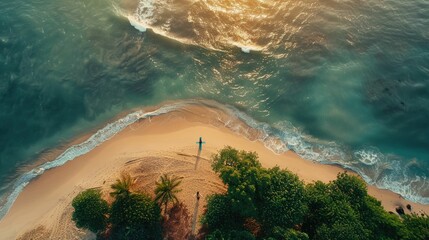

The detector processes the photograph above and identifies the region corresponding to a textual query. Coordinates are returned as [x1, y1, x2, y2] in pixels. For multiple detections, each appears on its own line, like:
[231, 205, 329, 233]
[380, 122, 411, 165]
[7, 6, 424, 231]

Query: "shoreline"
[0, 102, 428, 239]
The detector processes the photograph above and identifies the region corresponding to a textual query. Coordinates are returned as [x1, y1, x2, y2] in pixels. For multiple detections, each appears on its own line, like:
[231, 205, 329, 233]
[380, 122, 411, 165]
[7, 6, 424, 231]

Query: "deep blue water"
[0, 0, 428, 210]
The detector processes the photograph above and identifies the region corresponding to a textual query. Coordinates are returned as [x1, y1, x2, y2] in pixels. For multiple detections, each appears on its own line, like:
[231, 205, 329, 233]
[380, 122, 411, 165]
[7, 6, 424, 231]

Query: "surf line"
[0, 103, 185, 220]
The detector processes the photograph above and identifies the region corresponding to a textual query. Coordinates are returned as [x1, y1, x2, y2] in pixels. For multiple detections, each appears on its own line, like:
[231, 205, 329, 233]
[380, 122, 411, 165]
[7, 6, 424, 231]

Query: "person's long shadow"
[194, 149, 201, 170]
[191, 196, 200, 235]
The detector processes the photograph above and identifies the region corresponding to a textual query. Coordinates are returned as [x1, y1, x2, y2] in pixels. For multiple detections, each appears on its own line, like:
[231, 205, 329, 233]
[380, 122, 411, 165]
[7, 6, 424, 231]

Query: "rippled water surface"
[1, 0, 428, 207]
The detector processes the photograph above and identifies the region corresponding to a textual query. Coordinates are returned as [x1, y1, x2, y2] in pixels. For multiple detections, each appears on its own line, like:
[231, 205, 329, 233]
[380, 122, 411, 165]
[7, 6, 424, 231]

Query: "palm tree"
[110, 172, 133, 198]
[155, 174, 182, 214]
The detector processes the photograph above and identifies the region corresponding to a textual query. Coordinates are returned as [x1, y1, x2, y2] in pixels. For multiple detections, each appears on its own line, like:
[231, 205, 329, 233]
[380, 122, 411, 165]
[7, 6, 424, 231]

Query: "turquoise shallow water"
[0, 0, 429, 212]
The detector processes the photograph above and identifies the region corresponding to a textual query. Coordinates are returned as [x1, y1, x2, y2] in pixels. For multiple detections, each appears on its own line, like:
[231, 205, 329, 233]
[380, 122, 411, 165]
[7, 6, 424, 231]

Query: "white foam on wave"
[1, 100, 428, 220]
[123, 0, 256, 53]
[126, 14, 196, 48]
[126, 0, 155, 33]
[135, 0, 155, 24]
[241, 47, 251, 53]
[238, 44, 262, 53]
[0, 103, 184, 220]
[375, 160, 429, 204]
[228, 41, 265, 53]
[123, 2, 209, 52]
[128, 15, 147, 32]
[215, 103, 429, 204]
[354, 148, 383, 166]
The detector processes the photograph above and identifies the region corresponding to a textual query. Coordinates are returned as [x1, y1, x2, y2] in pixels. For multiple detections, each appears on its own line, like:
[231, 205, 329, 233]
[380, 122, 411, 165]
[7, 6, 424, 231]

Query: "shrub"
[72, 189, 109, 234]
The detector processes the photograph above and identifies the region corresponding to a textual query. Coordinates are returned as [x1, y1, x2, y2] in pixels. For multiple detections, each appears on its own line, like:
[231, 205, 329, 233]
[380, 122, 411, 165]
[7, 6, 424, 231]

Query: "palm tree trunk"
[164, 202, 168, 215]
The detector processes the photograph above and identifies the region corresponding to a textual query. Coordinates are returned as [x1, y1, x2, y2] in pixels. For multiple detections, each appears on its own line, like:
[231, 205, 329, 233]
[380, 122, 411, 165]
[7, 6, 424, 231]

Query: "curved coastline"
[0, 100, 428, 223]
[0, 102, 185, 220]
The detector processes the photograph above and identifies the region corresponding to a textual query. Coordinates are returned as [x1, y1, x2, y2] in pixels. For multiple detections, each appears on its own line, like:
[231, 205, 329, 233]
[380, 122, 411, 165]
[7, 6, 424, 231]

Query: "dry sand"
[0, 105, 428, 239]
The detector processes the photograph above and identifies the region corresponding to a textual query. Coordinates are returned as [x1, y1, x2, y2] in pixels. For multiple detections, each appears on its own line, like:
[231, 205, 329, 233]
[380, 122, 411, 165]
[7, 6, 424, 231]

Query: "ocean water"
[1, 0, 429, 215]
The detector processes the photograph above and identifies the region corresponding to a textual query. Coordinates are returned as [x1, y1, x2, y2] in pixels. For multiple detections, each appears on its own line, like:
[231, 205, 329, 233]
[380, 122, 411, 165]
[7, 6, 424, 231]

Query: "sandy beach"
[0, 104, 428, 240]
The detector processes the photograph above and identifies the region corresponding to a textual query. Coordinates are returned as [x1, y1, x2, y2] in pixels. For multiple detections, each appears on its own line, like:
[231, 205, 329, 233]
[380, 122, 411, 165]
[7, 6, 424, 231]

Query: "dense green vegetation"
[72, 147, 429, 239]
[110, 192, 161, 240]
[72, 189, 109, 234]
[203, 146, 429, 240]
[71, 173, 182, 240]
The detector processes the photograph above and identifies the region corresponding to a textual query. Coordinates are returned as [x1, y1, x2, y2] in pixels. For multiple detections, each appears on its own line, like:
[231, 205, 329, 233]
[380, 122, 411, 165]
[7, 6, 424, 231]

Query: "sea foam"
[241, 47, 251, 53]
[126, 0, 155, 33]
[128, 16, 147, 32]
[214, 102, 429, 205]
[0, 103, 183, 220]
[1, 101, 428, 221]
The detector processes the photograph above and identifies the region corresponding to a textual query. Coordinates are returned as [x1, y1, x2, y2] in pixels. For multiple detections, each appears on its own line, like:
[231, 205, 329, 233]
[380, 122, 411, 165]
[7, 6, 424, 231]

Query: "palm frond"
[154, 174, 182, 214]
[110, 172, 133, 198]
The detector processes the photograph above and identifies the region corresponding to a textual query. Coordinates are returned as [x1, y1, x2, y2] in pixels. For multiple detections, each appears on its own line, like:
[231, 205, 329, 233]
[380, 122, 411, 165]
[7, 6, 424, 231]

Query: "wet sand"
[0, 105, 427, 239]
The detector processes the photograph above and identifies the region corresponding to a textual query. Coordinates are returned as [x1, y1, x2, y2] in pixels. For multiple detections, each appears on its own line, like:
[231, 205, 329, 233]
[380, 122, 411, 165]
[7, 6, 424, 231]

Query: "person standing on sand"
[197, 137, 205, 151]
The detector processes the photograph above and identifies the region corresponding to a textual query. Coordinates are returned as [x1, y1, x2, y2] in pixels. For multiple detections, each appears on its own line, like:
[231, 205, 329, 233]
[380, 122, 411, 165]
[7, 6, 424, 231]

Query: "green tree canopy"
[71, 189, 109, 234]
[110, 193, 162, 240]
[154, 174, 182, 214]
[358, 195, 403, 239]
[206, 229, 256, 240]
[400, 213, 429, 240]
[211, 146, 262, 217]
[303, 179, 369, 240]
[257, 167, 307, 233]
[301, 173, 410, 240]
[269, 227, 309, 240]
[206, 148, 422, 240]
[202, 194, 243, 231]
[331, 172, 367, 205]
[207, 147, 309, 238]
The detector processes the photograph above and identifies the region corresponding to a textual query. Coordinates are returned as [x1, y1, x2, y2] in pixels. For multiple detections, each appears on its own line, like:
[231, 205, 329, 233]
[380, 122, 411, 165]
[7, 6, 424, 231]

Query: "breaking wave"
[0, 103, 184, 220]
[1, 100, 428, 220]
[124, 0, 316, 53]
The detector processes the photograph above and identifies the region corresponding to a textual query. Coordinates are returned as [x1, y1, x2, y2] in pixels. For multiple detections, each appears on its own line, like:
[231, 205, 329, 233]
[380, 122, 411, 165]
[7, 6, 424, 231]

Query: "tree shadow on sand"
[163, 203, 192, 240]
